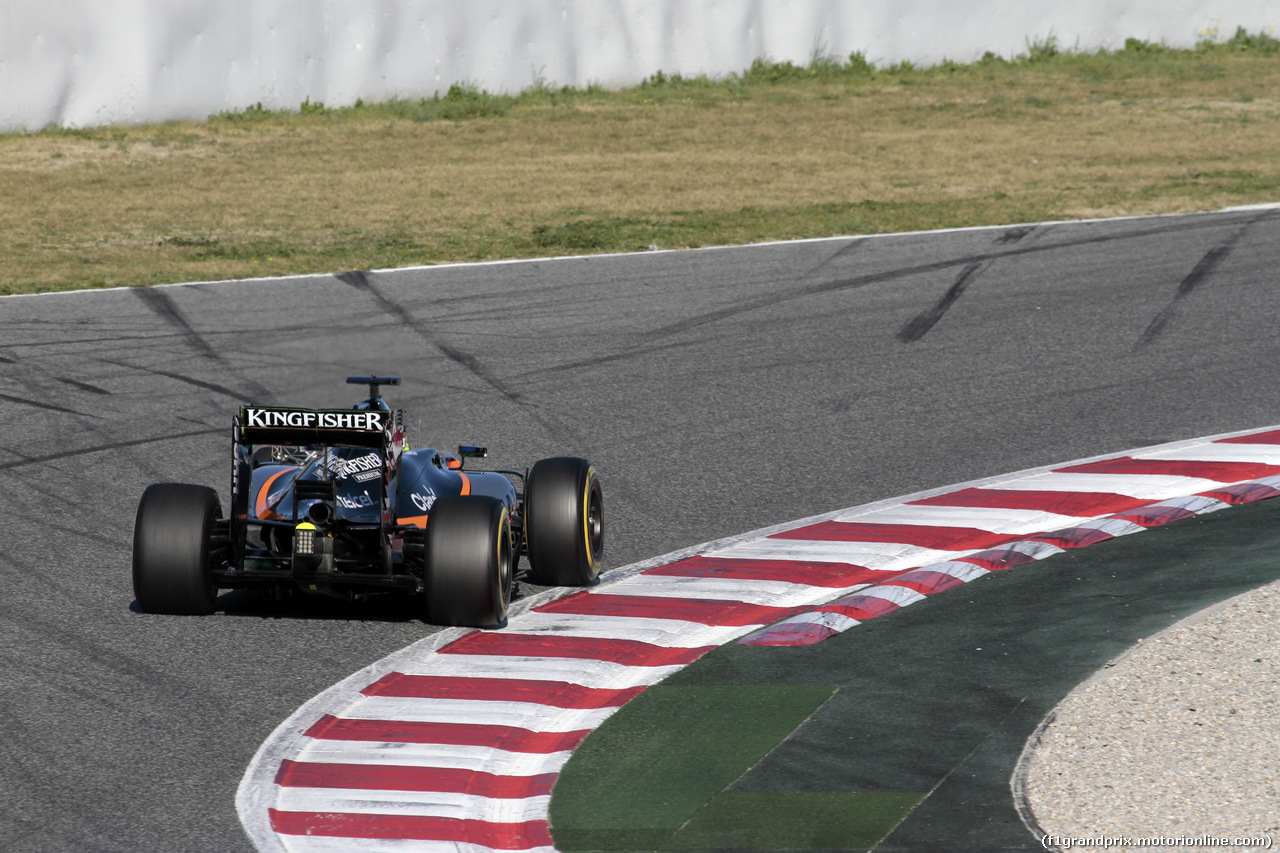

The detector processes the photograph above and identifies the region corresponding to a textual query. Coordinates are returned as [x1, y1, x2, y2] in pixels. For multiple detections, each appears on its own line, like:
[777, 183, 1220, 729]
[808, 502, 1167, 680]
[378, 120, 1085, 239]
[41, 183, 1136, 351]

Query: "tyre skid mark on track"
[337, 269, 524, 406]
[1138, 219, 1253, 347]
[120, 291, 277, 401]
[0, 428, 223, 472]
[647, 209, 1274, 342]
[55, 376, 112, 395]
[896, 259, 987, 343]
[0, 391, 101, 418]
[133, 286, 222, 362]
[238, 425, 1280, 852]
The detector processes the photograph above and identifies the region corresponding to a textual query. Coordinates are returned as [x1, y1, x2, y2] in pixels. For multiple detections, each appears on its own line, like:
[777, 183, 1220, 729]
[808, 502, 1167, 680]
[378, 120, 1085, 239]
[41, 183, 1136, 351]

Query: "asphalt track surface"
[2, 208, 1279, 852]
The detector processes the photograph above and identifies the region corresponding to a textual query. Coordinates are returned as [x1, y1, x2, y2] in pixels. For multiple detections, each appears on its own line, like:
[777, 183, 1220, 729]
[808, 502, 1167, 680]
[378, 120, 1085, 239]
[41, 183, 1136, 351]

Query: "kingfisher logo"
[244, 408, 385, 432]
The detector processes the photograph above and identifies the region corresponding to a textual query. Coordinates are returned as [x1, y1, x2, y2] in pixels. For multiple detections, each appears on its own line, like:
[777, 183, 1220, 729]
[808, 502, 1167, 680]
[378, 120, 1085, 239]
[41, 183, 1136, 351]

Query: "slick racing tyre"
[425, 496, 513, 628]
[524, 456, 603, 586]
[132, 483, 222, 615]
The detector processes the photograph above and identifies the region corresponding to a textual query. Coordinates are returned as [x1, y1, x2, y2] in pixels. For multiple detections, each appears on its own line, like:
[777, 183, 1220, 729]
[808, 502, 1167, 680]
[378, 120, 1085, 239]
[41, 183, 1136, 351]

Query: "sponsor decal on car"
[243, 408, 386, 432]
[337, 452, 382, 479]
[336, 492, 376, 510]
[319, 450, 384, 480]
[410, 489, 437, 513]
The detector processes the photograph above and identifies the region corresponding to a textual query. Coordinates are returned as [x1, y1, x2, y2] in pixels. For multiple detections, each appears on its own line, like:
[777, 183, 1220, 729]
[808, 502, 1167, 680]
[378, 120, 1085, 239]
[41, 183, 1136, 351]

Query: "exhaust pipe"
[307, 501, 333, 526]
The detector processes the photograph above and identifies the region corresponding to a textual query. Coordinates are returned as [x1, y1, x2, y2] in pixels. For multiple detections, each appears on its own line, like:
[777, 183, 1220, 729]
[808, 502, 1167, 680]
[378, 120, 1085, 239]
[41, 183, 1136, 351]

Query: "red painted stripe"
[954, 547, 1042, 571]
[888, 570, 968, 595]
[362, 673, 644, 708]
[1202, 482, 1280, 505]
[275, 759, 556, 798]
[770, 521, 1017, 550]
[740, 623, 839, 647]
[909, 488, 1148, 516]
[816, 596, 902, 620]
[534, 591, 802, 627]
[1054, 456, 1280, 482]
[1218, 429, 1280, 445]
[644, 555, 882, 587]
[269, 809, 552, 847]
[1026, 526, 1121, 549]
[304, 715, 590, 753]
[439, 631, 714, 667]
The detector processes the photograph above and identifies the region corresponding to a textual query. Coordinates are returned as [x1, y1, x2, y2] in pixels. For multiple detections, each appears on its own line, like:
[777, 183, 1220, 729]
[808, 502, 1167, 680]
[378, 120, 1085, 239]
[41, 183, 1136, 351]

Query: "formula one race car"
[132, 376, 603, 627]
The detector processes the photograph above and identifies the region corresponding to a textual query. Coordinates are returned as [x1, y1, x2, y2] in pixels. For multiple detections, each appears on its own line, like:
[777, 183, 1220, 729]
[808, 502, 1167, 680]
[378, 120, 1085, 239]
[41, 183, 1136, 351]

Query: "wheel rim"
[498, 513, 514, 609]
[585, 483, 603, 561]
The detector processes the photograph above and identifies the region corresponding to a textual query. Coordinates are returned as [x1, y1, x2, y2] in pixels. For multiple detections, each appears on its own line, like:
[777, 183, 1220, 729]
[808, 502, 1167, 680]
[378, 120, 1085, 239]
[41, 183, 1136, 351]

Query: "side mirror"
[457, 445, 488, 466]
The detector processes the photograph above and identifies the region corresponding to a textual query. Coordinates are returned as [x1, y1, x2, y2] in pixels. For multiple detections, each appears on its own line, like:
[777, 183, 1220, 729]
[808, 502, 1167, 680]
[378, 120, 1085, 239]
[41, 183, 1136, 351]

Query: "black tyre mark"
[337, 270, 523, 404]
[795, 236, 869, 281]
[133, 287, 220, 361]
[57, 377, 111, 395]
[526, 338, 705, 377]
[130, 287, 276, 401]
[0, 428, 221, 471]
[97, 358, 265, 403]
[1137, 238, 1241, 346]
[0, 392, 101, 419]
[651, 211, 1259, 341]
[995, 226, 1036, 245]
[897, 262, 986, 343]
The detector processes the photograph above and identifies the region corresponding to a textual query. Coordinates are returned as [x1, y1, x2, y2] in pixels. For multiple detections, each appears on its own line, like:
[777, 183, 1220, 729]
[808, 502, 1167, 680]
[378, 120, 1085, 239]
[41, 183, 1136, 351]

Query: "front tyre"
[425, 496, 513, 628]
[132, 483, 221, 615]
[524, 457, 603, 586]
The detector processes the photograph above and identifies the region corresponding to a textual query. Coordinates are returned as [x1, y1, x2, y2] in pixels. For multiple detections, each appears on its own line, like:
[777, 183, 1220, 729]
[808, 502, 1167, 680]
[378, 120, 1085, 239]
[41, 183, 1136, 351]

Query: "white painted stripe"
[986, 539, 1065, 560]
[503, 612, 753, 646]
[598, 574, 834, 604]
[1146, 444, 1280, 463]
[1145, 495, 1231, 515]
[712, 538, 958, 569]
[292, 740, 573, 774]
[280, 836, 554, 853]
[1067, 517, 1147, 537]
[850, 585, 927, 608]
[339, 698, 619, 732]
[393, 655, 681, 687]
[905, 561, 991, 583]
[779, 611, 861, 631]
[989, 472, 1224, 499]
[832, 503, 1089, 532]
[273, 787, 551, 822]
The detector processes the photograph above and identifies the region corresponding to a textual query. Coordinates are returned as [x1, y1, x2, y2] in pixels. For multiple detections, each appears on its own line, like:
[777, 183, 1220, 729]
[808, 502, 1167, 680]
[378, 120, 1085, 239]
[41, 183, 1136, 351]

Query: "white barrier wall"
[1, 0, 1276, 132]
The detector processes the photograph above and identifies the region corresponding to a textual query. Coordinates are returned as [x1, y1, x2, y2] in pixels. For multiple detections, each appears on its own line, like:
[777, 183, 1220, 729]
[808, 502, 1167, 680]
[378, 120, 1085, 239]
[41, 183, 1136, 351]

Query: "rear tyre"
[133, 483, 221, 615]
[525, 457, 603, 586]
[425, 496, 513, 628]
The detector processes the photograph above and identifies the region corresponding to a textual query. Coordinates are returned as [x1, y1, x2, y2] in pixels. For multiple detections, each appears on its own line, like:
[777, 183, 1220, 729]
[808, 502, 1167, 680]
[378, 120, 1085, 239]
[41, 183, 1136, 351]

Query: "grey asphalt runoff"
[2, 207, 1279, 851]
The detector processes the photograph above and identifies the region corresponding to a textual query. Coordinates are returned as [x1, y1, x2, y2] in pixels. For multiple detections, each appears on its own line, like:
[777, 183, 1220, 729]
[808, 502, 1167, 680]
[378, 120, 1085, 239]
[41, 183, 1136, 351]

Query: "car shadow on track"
[127, 580, 547, 624]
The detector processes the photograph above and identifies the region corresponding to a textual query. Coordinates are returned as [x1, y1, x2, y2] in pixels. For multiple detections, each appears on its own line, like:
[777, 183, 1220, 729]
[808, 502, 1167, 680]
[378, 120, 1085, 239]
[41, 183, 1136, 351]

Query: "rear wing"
[235, 406, 403, 450]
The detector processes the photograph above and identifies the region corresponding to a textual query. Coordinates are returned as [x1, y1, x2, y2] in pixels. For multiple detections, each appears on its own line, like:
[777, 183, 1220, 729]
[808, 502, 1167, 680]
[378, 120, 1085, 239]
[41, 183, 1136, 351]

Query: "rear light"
[294, 522, 316, 556]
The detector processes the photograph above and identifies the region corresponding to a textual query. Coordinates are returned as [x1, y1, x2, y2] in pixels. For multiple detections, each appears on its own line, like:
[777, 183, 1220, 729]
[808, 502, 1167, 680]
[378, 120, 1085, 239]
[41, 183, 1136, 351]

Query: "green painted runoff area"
[550, 684, 923, 850]
[550, 496, 1280, 852]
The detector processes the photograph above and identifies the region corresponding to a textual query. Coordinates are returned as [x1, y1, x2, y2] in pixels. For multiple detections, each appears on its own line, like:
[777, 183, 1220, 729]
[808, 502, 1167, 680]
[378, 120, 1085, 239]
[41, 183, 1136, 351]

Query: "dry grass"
[3, 48, 1280, 295]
